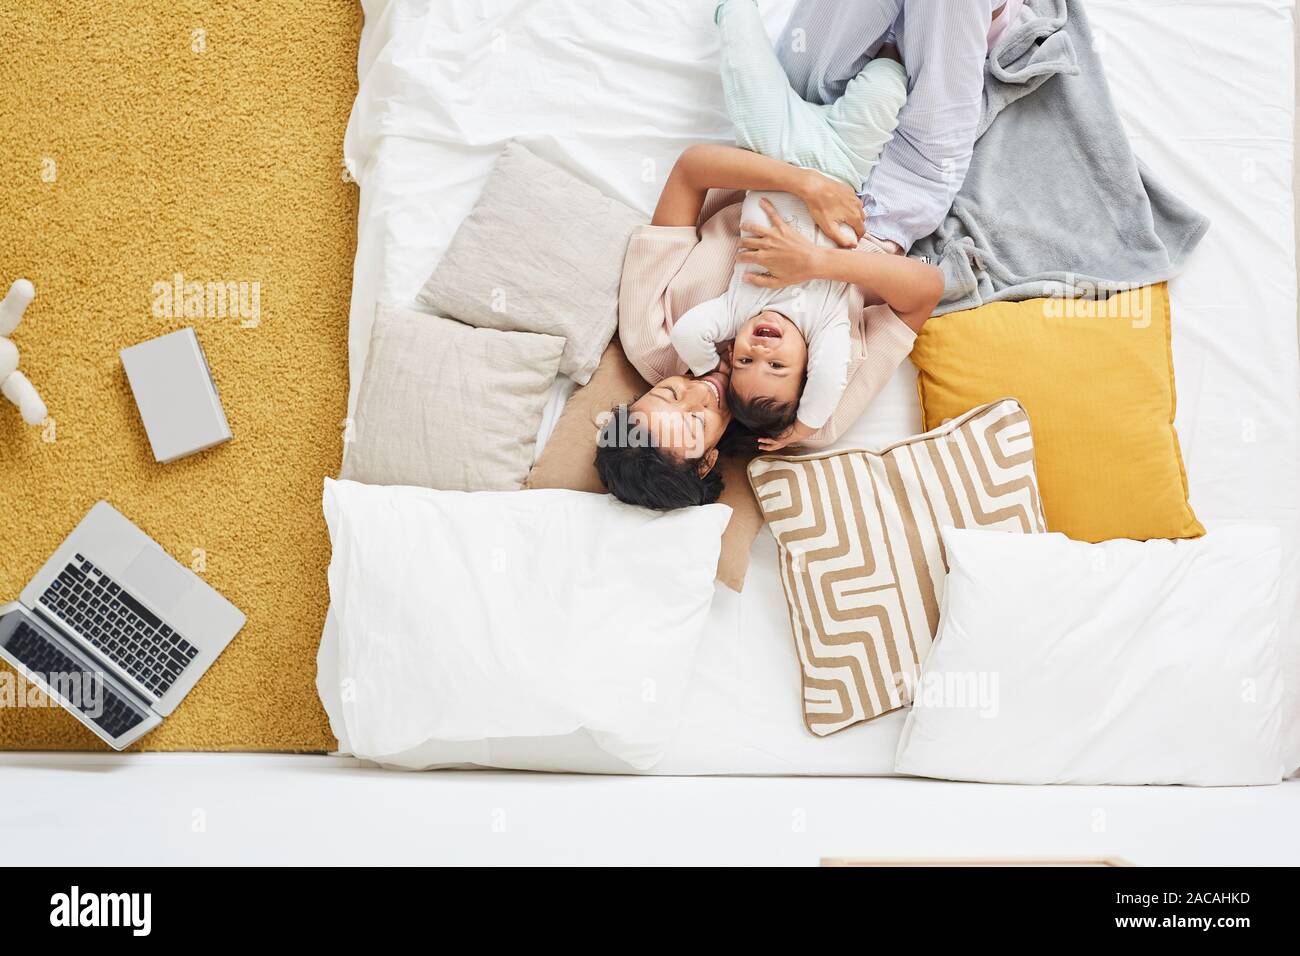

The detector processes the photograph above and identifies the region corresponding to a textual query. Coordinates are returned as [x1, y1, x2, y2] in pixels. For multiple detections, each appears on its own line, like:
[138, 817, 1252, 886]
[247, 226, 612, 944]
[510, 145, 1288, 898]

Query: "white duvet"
[326, 0, 1300, 775]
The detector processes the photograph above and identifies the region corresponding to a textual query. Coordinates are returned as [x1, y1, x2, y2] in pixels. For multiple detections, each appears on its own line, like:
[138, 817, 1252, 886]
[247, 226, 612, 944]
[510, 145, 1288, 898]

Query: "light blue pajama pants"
[716, 0, 907, 192]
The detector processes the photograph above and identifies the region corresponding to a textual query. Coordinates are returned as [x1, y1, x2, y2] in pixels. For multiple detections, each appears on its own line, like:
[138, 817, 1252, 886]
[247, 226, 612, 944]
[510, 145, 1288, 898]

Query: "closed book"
[120, 327, 232, 463]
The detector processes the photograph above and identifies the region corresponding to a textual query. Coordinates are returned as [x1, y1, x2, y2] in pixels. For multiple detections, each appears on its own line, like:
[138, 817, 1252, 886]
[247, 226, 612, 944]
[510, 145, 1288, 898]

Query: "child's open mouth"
[753, 323, 783, 340]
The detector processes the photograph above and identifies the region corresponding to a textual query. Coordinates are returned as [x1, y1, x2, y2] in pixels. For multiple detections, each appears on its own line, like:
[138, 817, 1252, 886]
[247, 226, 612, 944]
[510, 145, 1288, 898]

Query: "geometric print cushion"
[747, 400, 1047, 736]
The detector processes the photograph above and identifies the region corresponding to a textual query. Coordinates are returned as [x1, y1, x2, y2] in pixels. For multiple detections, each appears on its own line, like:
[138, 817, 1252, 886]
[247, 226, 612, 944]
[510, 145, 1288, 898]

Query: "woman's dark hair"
[593, 406, 724, 510]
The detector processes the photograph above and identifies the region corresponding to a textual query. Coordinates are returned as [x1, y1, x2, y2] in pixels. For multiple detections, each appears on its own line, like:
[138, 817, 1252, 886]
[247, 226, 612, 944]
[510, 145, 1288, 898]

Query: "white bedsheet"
[331, 0, 1300, 775]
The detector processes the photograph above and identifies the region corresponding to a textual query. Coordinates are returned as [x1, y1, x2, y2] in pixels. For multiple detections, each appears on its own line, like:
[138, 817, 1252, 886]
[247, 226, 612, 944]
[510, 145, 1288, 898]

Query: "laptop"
[0, 501, 245, 750]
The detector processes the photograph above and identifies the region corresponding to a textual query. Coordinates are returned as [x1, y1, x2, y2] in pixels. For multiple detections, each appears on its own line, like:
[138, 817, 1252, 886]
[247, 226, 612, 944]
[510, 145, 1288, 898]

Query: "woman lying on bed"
[596, 143, 942, 510]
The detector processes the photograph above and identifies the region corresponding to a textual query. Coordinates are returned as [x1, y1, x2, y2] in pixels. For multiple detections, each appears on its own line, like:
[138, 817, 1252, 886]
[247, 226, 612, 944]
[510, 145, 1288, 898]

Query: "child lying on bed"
[667, 0, 914, 451]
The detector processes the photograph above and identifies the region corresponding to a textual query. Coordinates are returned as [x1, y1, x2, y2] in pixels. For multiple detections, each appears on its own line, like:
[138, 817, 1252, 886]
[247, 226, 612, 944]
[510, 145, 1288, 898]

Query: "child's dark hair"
[727, 384, 798, 438]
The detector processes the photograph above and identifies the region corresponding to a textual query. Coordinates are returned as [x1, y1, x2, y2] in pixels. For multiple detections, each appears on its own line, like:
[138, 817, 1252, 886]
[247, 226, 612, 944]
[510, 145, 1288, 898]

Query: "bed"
[325, 0, 1300, 775]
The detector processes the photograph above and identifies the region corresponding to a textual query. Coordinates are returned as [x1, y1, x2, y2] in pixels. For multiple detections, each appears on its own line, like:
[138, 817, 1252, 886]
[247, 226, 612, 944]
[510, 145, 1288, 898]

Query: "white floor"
[1, 753, 1296, 866]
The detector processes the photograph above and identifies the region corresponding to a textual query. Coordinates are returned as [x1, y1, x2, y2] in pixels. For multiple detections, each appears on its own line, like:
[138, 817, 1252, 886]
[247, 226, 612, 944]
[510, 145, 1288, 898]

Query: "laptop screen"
[0, 607, 148, 742]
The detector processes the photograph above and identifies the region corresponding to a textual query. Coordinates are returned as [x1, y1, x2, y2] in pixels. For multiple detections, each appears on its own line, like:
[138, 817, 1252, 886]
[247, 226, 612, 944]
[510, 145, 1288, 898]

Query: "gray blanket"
[910, 0, 1210, 315]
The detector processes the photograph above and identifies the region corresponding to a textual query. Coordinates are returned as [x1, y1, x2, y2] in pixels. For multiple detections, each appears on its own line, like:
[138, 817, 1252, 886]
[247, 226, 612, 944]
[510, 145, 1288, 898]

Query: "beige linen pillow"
[747, 399, 1047, 736]
[416, 142, 647, 385]
[342, 304, 564, 491]
[525, 341, 765, 592]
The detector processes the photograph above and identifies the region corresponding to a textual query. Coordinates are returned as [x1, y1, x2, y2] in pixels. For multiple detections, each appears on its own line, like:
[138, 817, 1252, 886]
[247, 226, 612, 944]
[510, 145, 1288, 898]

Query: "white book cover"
[120, 327, 232, 463]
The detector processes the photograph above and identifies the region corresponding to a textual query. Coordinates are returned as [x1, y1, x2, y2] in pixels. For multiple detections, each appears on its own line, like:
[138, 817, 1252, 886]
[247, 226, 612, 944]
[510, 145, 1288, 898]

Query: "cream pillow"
[341, 305, 564, 491]
[416, 142, 646, 385]
[748, 400, 1047, 736]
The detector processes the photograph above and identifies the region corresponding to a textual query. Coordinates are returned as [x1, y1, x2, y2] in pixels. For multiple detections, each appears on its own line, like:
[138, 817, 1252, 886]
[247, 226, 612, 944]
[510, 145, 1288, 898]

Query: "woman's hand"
[738, 198, 827, 289]
[795, 169, 864, 248]
[654, 144, 863, 244]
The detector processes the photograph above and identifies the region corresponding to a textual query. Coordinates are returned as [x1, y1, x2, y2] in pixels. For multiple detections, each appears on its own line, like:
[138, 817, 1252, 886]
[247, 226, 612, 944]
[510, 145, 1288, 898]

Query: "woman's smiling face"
[626, 370, 733, 463]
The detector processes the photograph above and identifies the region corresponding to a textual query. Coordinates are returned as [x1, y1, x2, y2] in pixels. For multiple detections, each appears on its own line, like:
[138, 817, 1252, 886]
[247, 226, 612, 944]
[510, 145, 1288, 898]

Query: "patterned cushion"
[747, 400, 1047, 736]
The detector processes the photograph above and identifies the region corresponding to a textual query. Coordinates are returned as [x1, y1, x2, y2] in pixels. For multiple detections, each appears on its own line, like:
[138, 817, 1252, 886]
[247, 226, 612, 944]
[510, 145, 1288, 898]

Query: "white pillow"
[894, 526, 1285, 786]
[320, 478, 731, 770]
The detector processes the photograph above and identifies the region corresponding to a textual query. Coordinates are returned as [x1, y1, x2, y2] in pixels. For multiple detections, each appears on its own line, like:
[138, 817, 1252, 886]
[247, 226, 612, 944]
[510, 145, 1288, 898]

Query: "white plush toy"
[0, 279, 47, 425]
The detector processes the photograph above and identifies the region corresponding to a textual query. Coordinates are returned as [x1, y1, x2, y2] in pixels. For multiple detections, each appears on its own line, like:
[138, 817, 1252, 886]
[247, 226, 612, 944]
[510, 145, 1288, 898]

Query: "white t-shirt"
[668, 190, 851, 430]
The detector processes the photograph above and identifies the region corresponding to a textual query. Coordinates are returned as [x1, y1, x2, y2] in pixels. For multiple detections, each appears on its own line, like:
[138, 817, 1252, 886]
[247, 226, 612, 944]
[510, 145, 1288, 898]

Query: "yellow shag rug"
[0, 1, 361, 750]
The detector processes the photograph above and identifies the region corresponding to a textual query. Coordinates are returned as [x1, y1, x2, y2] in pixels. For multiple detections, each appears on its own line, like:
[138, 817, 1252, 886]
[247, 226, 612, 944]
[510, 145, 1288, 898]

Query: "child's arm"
[668, 294, 737, 376]
[654, 145, 865, 246]
[758, 419, 817, 453]
[757, 322, 851, 453]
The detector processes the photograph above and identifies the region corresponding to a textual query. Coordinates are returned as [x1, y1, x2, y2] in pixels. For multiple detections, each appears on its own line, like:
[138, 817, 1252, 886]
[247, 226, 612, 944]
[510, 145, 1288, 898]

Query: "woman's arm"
[737, 198, 943, 331]
[797, 245, 943, 333]
[653, 145, 864, 246]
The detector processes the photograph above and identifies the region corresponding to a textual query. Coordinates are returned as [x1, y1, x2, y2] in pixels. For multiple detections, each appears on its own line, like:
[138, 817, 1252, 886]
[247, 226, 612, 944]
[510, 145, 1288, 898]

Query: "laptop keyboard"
[38, 555, 199, 699]
[5, 620, 147, 740]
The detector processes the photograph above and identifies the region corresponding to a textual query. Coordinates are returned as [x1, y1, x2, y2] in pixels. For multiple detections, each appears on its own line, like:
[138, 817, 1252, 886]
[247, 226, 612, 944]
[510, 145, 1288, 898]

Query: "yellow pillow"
[910, 284, 1203, 543]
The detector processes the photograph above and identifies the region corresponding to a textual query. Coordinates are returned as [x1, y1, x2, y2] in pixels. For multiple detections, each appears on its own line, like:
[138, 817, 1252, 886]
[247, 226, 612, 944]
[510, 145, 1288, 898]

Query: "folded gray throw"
[910, 0, 1210, 315]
